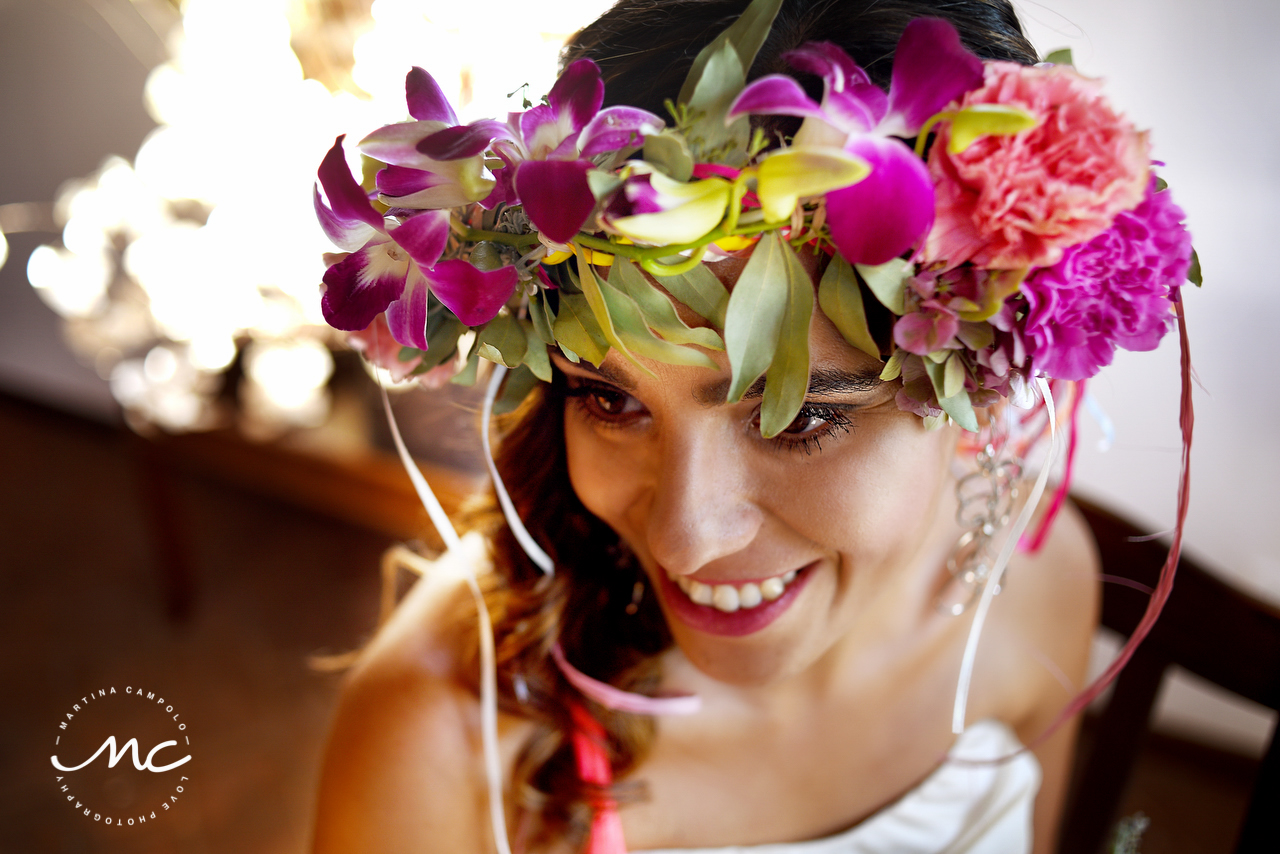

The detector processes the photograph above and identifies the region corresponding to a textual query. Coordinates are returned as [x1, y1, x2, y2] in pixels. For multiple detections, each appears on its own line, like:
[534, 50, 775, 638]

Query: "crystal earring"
[937, 442, 1021, 616]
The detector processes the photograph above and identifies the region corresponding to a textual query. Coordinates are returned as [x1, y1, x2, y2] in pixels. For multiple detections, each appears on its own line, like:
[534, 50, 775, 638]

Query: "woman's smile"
[556, 288, 961, 686]
[654, 560, 817, 636]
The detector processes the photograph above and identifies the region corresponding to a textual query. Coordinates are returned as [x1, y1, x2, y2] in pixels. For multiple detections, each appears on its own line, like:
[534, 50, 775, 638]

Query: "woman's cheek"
[563, 415, 635, 528]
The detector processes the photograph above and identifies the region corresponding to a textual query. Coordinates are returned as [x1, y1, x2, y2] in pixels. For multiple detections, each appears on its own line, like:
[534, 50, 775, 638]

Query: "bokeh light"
[26, 0, 612, 432]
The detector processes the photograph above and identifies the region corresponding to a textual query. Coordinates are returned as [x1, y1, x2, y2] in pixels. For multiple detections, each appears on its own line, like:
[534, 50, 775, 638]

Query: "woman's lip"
[654, 562, 816, 638]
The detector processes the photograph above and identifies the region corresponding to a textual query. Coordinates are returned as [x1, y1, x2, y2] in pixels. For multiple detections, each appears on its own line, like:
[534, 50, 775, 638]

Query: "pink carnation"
[925, 62, 1150, 270]
[1020, 177, 1192, 381]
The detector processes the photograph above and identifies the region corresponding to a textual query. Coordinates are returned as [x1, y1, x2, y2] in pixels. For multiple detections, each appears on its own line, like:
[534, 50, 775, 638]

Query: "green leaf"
[677, 0, 783, 106]
[724, 231, 791, 402]
[955, 321, 995, 352]
[522, 319, 552, 382]
[656, 263, 730, 327]
[450, 347, 481, 386]
[1043, 47, 1074, 66]
[923, 357, 978, 432]
[643, 132, 694, 183]
[553, 292, 609, 365]
[529, 290, 556, 345]
[475, 311, 527, 368]
[610, 259, 724, 351]
[586, 169, 623, 201]
[397, 345, 420, 363]
[947, 104, 1039, 154]
[855, 258, 911, 315]
[880, 347, 906, 381]
[1154, 176, 1169, 193]
[495, 365, 541, 415]
[818, 254, 879, 359]
[760, 245, 814, 437]
[415, 316, 466, 372]
[583, 263, 719, 371]
[1187, 248, 1203, 287]
[938, 390, 978, 432]
[684, 43, 750, 164]
[942, 352, 965, 399]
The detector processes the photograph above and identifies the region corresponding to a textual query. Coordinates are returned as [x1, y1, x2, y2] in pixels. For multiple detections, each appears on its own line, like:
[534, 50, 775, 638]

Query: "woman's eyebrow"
[693, 368, 882, 406]
[552, 357, 638, 391]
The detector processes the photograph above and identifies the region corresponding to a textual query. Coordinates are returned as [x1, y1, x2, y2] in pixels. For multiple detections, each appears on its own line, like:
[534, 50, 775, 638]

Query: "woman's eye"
[780, 412, 828, 437]
[566, 381, 645, 425]
[758, 403, 854, 454]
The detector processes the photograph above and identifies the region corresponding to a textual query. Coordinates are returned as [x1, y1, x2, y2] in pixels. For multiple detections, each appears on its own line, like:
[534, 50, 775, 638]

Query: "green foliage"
[856, 258, 912, 315]
[610, 260, 724, 351]
[643, 133, 694, 183]
[818, 254, 880, 359]
[923, 356, 978, 431]
[1188, 248, 1203, 286]
[495, 364, 541, 414]
[581, 263, 719, 372]
[723, 231, 790, 402]
[553, 291, 609, 365]
[529, 290, 557, 345]
[475, 311, 527, 368]
[656, 262, 731, 328]
[675, 0, 783, 165]
[522, 318, 552, 382]
[1043, 47, 1074, 67]
[759, 244, 814, 437]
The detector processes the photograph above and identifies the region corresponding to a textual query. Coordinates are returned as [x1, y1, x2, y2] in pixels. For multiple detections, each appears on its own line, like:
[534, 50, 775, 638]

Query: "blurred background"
[0, 0, 1275, 850]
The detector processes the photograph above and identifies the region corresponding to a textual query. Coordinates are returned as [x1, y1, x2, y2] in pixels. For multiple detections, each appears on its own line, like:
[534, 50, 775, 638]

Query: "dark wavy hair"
[458, 1, 1039, 849]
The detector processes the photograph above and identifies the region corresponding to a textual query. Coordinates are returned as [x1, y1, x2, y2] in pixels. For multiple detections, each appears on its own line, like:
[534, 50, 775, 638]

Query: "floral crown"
[314, 0, 1197, 436]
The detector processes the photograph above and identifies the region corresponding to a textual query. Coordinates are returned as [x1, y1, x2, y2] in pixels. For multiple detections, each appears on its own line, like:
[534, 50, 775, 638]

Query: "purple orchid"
[455, 59, 663, 243]
[728, 18, 984, 265]
[367, 61, 662, 244]
[357, 68, 508, 212]
[315, 136, 517, 346]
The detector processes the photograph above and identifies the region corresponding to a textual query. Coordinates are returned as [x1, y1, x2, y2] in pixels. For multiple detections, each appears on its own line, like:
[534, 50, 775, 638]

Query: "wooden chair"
[1058, 497, 1280, 853]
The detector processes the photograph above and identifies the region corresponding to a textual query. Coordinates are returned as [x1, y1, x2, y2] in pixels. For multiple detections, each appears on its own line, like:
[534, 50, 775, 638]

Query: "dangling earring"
[937, 442, 1021, 616]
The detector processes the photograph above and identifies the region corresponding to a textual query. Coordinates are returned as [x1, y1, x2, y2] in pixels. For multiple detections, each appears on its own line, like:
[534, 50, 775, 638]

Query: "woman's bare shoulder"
[989, 497, 1101, 713]
[312, 534, 491, 854]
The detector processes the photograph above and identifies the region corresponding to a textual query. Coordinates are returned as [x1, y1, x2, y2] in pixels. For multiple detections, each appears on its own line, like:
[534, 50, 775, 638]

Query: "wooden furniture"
[1060, 498, 1280, 854]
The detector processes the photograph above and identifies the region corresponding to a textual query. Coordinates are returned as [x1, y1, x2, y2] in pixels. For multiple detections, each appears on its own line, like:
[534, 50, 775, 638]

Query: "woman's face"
[557, 260, 959, 688]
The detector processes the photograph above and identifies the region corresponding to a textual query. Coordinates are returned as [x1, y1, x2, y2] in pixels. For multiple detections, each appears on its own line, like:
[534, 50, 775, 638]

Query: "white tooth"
[738, 582, 762, 609]
[676, 576, 692, 593]
[760, 577, 785, 600]
[688, 580, 713, 605]
[783, 570, 798, 584]
[712, 584, 740, 613]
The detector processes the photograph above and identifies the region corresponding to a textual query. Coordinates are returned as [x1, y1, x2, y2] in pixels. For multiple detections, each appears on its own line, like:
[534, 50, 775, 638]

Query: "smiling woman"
[308, 1, 1195, 852]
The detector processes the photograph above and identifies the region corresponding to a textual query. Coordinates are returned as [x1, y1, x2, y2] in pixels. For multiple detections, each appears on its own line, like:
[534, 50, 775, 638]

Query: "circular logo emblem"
[50, 686, 192, 827]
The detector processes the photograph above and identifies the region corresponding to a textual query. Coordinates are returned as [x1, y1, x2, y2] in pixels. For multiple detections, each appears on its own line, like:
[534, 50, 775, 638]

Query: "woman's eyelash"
[565, 375, 856, 452]
[564, 379, 641, 426]
[772, 404, 855, 456]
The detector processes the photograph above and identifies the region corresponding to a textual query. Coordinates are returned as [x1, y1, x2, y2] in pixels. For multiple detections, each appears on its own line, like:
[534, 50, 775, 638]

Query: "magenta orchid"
[496, 59, 664, 243]
[728, 18, 983, 265]
[315, 135, 516, 347]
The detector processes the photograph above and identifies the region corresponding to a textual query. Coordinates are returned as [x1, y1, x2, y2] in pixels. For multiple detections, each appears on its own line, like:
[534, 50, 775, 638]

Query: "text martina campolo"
[50, 685, 192, 827]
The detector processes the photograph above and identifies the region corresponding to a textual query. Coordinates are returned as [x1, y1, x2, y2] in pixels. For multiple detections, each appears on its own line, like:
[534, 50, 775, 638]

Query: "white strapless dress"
[635, 720, 1040, 854]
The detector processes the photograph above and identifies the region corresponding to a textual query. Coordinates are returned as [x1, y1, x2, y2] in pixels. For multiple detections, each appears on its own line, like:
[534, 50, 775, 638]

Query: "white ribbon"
[482, 364, 555, 575]
[377, 373, 514, 854]
[951, 377, 1058, 734]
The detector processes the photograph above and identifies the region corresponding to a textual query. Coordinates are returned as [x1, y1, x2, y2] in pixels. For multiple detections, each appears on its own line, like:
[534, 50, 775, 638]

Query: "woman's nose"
[640, 429, 763, 576]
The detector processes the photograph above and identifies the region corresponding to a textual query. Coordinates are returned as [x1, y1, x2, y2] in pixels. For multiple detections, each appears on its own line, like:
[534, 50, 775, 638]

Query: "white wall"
[1016, 0, 1280, 755]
